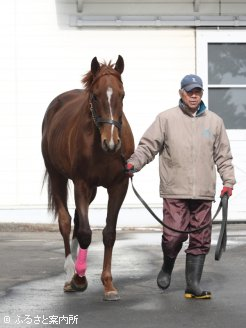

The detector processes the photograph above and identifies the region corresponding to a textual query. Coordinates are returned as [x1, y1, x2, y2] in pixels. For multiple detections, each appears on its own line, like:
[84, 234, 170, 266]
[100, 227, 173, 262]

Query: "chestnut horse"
[41, 55, 134, 300]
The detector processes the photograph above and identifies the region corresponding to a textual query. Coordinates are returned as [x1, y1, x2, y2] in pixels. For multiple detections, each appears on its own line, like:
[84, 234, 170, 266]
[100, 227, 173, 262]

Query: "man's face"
[179, 88, 203, 112]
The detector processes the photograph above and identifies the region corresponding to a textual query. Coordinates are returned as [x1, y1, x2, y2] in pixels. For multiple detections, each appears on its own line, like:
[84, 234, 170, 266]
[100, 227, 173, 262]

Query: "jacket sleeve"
[213, 119, 236, 188]
[128, 114, 165, 171]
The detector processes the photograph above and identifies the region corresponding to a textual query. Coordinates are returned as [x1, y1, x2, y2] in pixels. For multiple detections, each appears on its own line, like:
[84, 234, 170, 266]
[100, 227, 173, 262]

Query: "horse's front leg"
[67, 180, 93, 292]
[102, 179, 129, 301]
[71, 186, 97, 261]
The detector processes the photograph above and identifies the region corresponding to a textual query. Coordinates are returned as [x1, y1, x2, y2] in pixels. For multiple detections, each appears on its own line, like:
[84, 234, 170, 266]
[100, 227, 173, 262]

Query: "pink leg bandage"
[75, 248, 88, 277]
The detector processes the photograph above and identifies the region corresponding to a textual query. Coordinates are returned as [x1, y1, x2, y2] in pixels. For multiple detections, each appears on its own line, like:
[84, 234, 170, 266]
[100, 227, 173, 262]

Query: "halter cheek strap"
[90, 99, 122, 131]
[89, 70, 123, 131]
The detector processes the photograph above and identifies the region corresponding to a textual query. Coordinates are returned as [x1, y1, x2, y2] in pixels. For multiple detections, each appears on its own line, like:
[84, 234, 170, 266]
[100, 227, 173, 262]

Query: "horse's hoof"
[103, 291, 120, 301]
[64, 274, 88, 293]
[64, 281, 76, 292]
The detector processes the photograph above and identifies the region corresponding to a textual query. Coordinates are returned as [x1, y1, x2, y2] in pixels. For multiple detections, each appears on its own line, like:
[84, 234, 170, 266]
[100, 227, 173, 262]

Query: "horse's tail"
[42, 169, 54, 214]
[42, 168, 68, 220]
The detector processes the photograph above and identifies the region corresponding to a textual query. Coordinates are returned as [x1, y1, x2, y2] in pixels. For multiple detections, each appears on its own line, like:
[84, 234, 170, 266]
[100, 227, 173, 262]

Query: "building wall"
[196, 29, 246, 224]
[0, 0, 244, 226]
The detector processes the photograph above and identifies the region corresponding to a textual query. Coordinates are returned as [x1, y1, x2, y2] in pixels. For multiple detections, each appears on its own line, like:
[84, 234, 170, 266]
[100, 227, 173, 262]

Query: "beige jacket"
[129, 103, 236, 200]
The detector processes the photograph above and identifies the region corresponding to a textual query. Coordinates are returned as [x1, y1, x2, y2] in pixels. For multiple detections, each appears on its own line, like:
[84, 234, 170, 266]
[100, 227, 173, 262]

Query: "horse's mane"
[82, 60, 120, 90]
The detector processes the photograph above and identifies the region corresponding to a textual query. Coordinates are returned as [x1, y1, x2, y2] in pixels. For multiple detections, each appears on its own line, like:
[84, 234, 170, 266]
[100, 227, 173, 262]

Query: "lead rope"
[130, 177, 228, 260]
[130, 177, 224, 234]
[215, 193, 228, 261]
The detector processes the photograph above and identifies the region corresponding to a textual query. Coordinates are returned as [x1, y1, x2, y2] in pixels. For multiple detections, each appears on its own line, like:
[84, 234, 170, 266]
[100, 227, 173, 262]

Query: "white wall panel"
[0, 1, 244, 225]
[0, 0, 196, 226]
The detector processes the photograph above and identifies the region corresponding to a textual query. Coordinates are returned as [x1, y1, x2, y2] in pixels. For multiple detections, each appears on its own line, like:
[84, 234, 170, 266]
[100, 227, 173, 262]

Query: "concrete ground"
[0, 223, 246, 328]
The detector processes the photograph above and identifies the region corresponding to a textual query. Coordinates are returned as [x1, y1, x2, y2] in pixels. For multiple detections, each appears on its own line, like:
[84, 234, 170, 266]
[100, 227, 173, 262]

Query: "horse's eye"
[92, 94, 97, 102]
[121, 92, 125, 100]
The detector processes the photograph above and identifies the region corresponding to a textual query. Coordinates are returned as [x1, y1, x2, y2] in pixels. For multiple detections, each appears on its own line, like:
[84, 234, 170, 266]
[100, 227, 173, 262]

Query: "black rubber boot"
[157, 254, 176, 290]
[184, 254, 211, 299]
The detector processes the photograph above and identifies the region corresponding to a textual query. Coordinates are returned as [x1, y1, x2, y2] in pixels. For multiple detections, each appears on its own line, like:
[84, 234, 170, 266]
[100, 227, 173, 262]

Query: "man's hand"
[220, 186, 233, 197]
[125, 163, 135, 177]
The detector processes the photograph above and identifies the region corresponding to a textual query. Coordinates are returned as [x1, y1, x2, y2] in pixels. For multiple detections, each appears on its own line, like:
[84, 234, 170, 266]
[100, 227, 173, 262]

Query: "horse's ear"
[114, 55, 124, 74]
[91, 56, 100, 76]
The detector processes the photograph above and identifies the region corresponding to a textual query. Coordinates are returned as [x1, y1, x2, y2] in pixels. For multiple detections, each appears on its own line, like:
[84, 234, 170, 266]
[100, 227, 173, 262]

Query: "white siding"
[4, 1, 243, 226]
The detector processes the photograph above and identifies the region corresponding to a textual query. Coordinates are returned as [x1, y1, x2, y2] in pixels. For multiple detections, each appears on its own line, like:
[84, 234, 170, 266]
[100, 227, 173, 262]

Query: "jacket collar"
[179, 99, 207, 117]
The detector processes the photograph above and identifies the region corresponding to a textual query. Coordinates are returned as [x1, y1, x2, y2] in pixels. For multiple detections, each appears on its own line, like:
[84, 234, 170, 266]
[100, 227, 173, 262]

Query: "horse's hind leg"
[102, 179, 129, 301]
[47, 171, 74, 287]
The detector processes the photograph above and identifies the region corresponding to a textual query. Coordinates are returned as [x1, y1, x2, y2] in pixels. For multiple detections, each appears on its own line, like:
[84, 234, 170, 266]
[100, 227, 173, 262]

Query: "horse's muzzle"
[102, 138, 121, 152]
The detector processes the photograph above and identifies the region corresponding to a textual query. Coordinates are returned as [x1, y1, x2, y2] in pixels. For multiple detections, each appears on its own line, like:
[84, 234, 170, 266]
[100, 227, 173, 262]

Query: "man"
[126, 74, 236, 299]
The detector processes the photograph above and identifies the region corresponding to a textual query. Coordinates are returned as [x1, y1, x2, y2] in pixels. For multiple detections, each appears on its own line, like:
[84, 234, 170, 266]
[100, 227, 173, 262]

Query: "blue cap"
[181, 74, 203, 92]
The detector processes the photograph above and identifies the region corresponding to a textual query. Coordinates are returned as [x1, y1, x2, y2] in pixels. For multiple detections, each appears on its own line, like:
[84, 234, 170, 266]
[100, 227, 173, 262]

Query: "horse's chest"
[86, 157, 123, 186]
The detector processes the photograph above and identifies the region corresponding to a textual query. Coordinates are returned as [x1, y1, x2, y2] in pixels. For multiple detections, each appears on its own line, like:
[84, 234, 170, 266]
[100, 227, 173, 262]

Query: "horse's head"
[84, 55, 125, 152]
